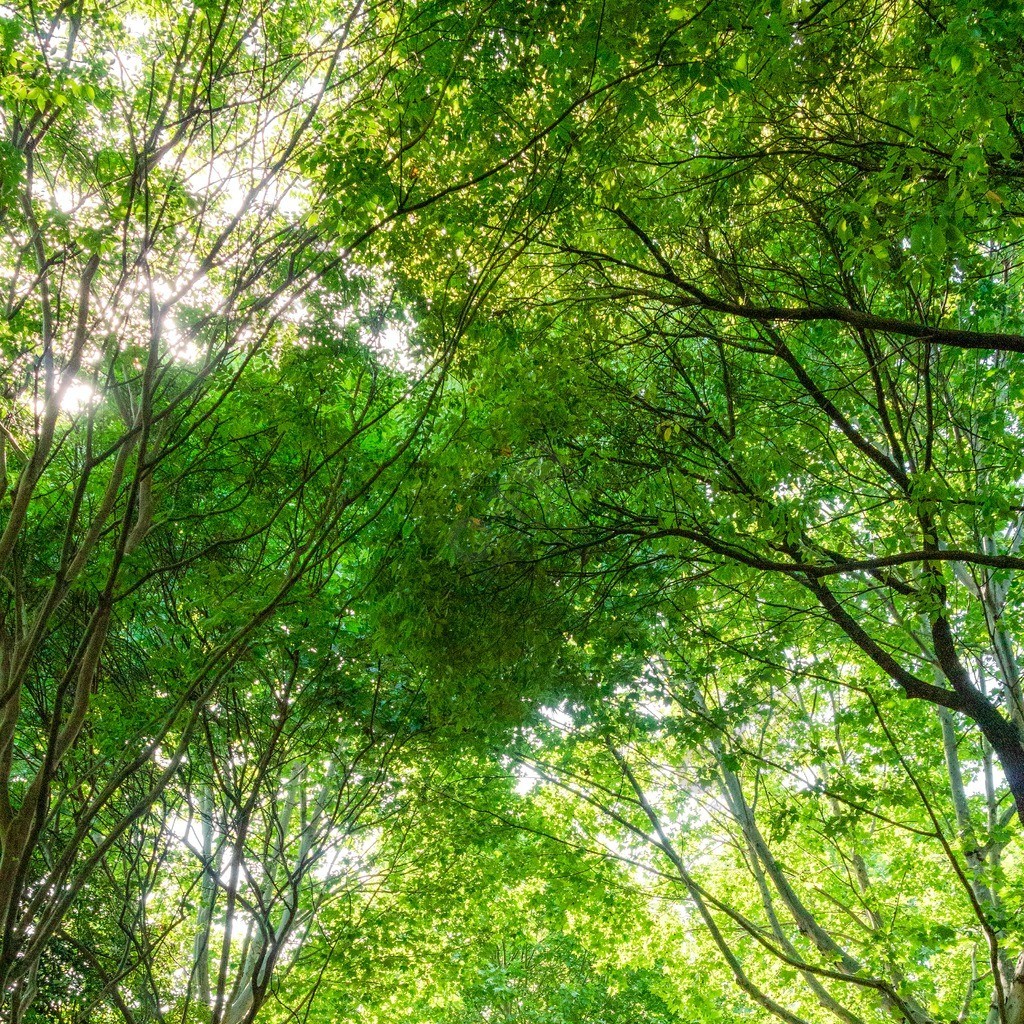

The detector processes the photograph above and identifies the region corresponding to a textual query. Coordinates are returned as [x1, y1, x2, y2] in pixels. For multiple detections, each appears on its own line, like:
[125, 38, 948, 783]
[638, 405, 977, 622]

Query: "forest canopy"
[1, 0, 1024, 1023]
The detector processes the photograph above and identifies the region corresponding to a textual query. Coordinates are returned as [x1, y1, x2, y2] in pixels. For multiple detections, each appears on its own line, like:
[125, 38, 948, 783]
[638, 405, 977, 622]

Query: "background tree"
[0, 0, 672, 1017]
[9, 0, 1024, 1022]
[409, 1, 1024, 1022]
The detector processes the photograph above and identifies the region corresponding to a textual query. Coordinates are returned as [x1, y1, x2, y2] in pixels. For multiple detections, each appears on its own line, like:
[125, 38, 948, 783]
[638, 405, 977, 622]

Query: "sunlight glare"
[60, 380, 98, 415]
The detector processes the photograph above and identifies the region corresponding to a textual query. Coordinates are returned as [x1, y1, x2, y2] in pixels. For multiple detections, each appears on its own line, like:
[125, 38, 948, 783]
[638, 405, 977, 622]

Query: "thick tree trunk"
[1003, 951, 1024, 1024]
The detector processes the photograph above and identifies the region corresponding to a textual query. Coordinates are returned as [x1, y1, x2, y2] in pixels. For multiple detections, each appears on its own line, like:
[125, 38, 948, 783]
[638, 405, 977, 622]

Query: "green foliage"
[5, 1, 1024, 1023]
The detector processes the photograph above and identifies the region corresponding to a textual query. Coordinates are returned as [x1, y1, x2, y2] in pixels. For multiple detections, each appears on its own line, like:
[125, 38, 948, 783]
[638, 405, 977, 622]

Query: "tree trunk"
[1003, 951, 1024, 1024]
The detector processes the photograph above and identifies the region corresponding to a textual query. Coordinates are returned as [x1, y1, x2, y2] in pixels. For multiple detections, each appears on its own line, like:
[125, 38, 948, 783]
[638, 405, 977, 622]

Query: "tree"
[418, 1, 1024, 1021]
[9, 0, 1024, 1022]
[283, 755, 682, 1024]
[0, 0, 670, 1017]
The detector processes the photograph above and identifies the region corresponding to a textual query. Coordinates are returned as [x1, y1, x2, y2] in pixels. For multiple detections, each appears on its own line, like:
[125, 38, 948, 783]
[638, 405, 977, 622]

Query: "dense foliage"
[2, 0, 1024, 1023]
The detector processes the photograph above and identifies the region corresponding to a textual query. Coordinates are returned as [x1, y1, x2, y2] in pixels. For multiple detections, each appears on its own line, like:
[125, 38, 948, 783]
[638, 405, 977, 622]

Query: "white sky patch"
[540, 703, 574, 730]
[164, 317, 203, 363]
[108, 18, 149, 85]
[264, 174, 308, 218]
[781, 763, 821, 793]
[61, 380, 98, 414]
[52, 186, 77, 213]
[187, 155, 250, 217]
[965, 758, 1005, 799]
[29, 379, 101, 417]
[368, 323, 420, 372]
[514, 763, 541, 795]
[166, 811, 206, 853]
[123, 13, 150, 36]
[300, 75, 327, 103]
[183, 150, 311, 221]
[508, 705, 575, 792]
